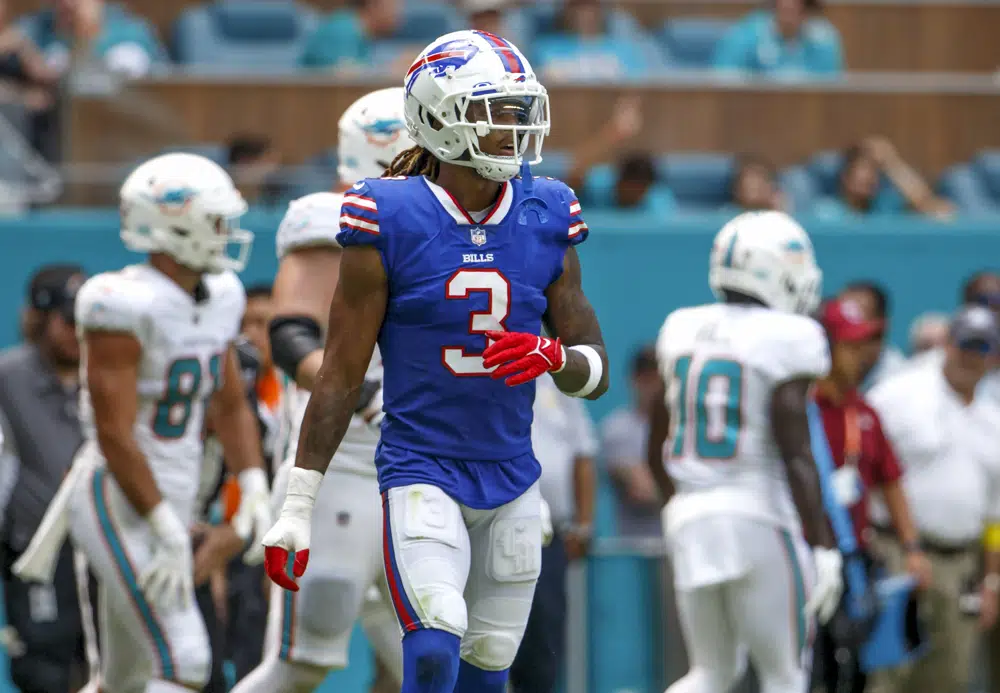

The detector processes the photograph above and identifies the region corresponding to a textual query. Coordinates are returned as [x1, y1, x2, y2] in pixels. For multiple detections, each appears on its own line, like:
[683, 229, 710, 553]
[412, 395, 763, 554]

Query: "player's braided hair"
[383, 145, 440, 180]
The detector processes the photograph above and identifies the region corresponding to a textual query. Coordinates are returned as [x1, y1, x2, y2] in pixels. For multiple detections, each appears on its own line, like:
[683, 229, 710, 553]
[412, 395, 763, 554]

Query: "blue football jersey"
[336, 174, 588, 508]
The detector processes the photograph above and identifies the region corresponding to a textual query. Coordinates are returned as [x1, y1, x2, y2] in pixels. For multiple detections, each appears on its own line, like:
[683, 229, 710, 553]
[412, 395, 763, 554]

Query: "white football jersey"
[656, 303, 830, 529]
[76, 264, 245, 519]
[274, 192, 381, 476]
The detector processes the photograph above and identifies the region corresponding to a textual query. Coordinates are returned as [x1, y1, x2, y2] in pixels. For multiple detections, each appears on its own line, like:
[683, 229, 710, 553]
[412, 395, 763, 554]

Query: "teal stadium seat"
[172, 1, 318, 71]
[285, 149, 339, 200]
[656, 152, 735, 210]
[368, 1, 464, 68]
[937, 152, 1000, 214]
[659, 18, 732, 69]
[778, 164, 821, 214]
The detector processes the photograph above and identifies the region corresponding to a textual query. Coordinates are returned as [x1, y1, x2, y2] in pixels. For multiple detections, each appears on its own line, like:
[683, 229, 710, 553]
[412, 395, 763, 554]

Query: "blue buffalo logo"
[405, 40, 480, 94]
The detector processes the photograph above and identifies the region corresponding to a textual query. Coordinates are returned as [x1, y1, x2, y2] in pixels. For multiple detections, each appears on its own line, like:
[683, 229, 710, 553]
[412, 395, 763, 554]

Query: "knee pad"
[410, 585, 467, 636]
[171, 634, 212, 688]
[298, 575, 363, 637]
[460, 631, 521, 671]
[402, 629, 460, 693]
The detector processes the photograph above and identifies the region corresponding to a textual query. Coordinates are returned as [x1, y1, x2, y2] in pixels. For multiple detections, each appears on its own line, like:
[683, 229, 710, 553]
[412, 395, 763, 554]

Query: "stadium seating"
[658, 18, 731, 69]
[805, 149, 907, 213]
[657, 152, 735, 209]
[937, 150, 1000, 214]
[172, 1, 318, 70]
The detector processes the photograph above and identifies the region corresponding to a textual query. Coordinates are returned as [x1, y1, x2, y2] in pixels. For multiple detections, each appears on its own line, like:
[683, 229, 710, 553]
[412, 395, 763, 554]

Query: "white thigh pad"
[669, 515, 751, 591]
[401, 485, 463, 549]
[487, 516, 542, 584]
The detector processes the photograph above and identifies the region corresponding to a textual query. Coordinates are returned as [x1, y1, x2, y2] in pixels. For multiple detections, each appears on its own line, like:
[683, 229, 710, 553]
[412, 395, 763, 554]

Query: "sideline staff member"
[0, 265, 88, 693]
[868, 305, 1000, 693]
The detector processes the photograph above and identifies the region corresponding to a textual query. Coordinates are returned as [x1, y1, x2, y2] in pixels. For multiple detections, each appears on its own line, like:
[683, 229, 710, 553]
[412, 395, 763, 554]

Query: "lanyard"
[843, 404, 861, 468]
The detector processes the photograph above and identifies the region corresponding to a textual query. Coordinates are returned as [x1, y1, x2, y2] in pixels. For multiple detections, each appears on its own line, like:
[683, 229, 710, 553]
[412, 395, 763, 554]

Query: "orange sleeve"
[221, 476, 241, 523]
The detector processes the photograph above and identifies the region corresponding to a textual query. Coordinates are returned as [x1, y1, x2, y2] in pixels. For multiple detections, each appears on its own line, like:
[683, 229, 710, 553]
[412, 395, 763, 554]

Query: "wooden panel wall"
[9, 0, 1000, 72]
[68, 79, 1000, 177]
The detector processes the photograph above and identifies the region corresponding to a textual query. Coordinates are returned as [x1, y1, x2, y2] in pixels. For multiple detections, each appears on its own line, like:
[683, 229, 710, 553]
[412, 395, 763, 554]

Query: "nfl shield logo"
[470, 228, 487, 247]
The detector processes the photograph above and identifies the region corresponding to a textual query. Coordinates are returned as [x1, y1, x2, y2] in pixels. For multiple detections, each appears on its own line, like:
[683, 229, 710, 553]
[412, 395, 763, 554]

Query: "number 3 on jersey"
[152, 353, 222, 439]
[671, 357, 743, 460]
[443, 269, 510, 376]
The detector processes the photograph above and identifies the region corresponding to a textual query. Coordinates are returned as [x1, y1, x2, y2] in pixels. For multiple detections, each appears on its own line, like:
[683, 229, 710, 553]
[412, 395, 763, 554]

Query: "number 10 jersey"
[656, 303, 830, 528]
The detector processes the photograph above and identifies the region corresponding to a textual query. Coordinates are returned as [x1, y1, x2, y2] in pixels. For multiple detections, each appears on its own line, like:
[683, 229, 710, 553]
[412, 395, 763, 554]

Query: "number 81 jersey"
[656, 303, 829, 525]
[75, 264, 245, 517]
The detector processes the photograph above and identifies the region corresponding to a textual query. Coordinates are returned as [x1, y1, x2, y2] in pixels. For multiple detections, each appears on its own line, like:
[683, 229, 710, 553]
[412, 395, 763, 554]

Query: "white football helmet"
[709, 211, 822, 315]
[338, 87, 414, 185]
[403, 30, 549, 182]
[119, 153, 252, 273]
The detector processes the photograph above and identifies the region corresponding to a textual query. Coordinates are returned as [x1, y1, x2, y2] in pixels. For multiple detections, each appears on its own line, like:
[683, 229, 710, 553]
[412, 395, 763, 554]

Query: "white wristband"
[564, 345, 603, 398]
[283, 468, 323, 520]
[238, 468, 269, 496]
[148, 502, 185, 539]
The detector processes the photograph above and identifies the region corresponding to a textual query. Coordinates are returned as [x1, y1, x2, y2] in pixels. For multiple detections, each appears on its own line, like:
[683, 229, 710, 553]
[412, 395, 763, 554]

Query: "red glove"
[264, 546, 310, 592]
[483, 331, 565, 386]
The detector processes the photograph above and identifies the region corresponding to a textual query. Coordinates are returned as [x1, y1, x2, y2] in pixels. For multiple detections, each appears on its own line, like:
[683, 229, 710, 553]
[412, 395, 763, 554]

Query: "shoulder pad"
[276, 192, 345, 259]
[75, 272, 154, 338]
[337, 178, 383, 249]
[532, 176, 588, 245]
[764, 314, 830, 382]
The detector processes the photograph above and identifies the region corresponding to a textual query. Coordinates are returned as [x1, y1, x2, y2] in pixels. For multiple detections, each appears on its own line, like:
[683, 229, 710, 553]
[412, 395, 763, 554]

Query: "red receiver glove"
[483, 331, 565, 386]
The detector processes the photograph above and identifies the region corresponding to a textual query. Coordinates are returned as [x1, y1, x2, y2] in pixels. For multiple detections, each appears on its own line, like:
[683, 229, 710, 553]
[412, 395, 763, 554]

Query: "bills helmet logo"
[406, 40, 481, 93]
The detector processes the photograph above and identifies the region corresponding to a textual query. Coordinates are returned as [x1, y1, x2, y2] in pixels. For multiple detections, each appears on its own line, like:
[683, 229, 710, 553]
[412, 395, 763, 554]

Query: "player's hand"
[805, 547, 843, 625]
[140, 502, 193, 612]
[232, 468, 272, 565]
[539, 497, 554, 547]
[262, 468, 322, 592]
[483, 331, 565, 387]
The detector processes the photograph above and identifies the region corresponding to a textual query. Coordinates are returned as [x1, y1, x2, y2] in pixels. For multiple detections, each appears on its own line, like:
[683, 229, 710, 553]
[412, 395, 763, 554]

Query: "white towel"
[13, 460, 86, 583]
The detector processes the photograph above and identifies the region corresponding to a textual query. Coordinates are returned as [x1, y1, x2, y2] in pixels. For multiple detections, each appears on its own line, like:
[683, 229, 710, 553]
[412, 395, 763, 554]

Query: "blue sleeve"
[336, 181, 384, 249]
[552, 180, 589, 246]
[713, 21, 754, 70]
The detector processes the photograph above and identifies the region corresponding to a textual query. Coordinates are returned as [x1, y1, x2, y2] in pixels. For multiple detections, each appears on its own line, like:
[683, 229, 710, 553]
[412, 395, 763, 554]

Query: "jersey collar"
[422, 177, 514, 226]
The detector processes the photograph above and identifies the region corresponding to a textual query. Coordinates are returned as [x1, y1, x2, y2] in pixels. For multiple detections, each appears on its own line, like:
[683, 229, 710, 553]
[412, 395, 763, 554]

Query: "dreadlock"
[383, 145, 440, 180]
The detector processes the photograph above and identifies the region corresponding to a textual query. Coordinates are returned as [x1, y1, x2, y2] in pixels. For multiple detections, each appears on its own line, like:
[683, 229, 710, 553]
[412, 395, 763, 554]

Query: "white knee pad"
[171, 634, 212, 689]
[298, 574, 364, 638]
[665, 666, 740, 693]
[461, 631, 522, 671]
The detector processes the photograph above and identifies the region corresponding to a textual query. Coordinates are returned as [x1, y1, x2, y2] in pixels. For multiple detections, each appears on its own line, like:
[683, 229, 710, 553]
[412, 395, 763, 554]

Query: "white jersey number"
[671, 356, 744, 461]
[442, 269, 511, 376]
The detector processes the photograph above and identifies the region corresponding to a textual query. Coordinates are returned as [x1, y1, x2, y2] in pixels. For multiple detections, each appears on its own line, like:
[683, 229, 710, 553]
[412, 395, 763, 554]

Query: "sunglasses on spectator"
[956, 338, 996, 354]
[971, 292, 1000, 309]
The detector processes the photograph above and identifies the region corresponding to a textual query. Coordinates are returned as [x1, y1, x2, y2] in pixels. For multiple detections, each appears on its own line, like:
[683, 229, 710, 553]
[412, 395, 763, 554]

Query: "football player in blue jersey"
[262, 28, 609, 693]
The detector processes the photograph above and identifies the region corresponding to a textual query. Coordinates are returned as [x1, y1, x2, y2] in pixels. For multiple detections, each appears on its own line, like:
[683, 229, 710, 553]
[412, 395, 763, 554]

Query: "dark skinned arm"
[646, 376, 675, 506]
[295, 245, 388, 474]
[85, 331, 162, 516]
[543, 247, 609, 400]
[770, 378, 835, 548]
[208, 345, 266, 475]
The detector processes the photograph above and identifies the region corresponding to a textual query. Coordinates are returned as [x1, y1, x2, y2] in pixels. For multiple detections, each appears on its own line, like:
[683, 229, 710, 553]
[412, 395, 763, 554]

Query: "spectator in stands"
[867, 305, 1000, 693]
[564, 97, 676, 213]
[464, 0, 513, 39]
[301, 0, 410, 73]
[0, 265, 89, 693]
[601, 345, 663, 538]
[511, 372, 597, 693]
[713, 0, 843, 76]
[811, 297, 930, 693]
[960, 271, 1000, 406]
[838, 280, 907, 392]
[909, 312, 950, 355]
[27, 0, 163, 78]
[240, 283, 281, 462]
[812, 137, 955, 220]
[532, 0, 657, 80]
[226, 134, 284, 207]
[724, 154, 785, 213]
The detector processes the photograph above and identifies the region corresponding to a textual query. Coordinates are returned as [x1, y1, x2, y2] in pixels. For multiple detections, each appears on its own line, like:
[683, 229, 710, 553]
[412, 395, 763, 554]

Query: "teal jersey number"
[671, 356, 743, 460]
[152, 353, 224, 439]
